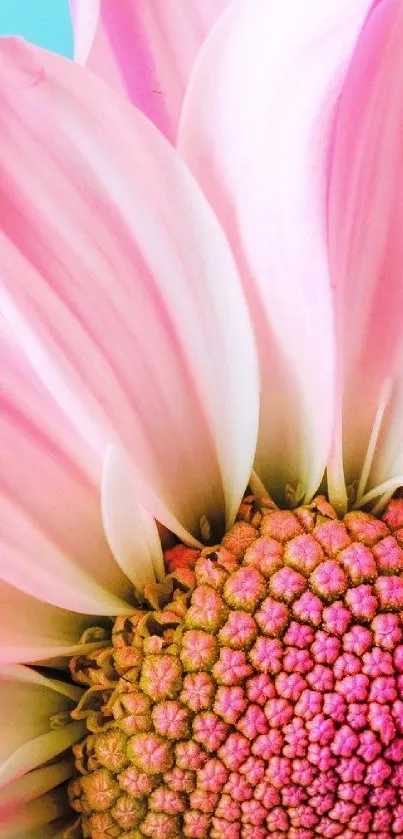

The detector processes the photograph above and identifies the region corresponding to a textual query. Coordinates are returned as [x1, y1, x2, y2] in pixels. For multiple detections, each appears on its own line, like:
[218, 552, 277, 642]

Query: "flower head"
[68, 496, 403, 838]
[1, 0, 403, 836]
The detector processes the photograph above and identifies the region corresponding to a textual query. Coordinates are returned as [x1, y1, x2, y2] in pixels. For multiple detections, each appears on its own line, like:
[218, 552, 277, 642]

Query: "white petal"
[102, 444, 165, 588]
[0, 723, 84, 788]
[0, 758, 73, 814]
[179, 0, 372, 503]
[0, 578, 107, 665]
[69, 0, 100, 64]
[0, 666, 82, 786]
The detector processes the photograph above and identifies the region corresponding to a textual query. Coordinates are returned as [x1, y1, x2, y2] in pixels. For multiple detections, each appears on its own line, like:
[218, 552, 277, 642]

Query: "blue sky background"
[0, 0, 73, 57]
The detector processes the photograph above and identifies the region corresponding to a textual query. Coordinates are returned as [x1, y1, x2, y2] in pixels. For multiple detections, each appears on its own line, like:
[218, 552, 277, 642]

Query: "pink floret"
[255, 597, 288, 635]
[213, 648, 253, 684]
[345, 585, 378, 621]
[218, 733, 250, 771]
[322, 601, 351, 635]
[276, 671, 307, 701]
[292, 591, 323, 625]
[284, 533, 324, 574]
[249, 637, 282, 673]
[237, 704, 269, 738]
[214, 685, 247, 724]
[270, 567, 307, 603]
[375, 574, 403, 608]
[284, 622, 314, 648]
[373, 535, 403, 572]
[310, 560, 347, 600]
[192, 712, 229, 752]
[372, 613, 402, 649]
[245, 673, 275, 705]
[333, 653, 361, 680]
[342, 624, 372, 655]
[219, 610, 258, 648]
[197, 758, 228, 793]
[339, 542, 376, 583]
[311, 631, 341, 664]
[261, 510, 303, 542]
[224, 567, 266, 611]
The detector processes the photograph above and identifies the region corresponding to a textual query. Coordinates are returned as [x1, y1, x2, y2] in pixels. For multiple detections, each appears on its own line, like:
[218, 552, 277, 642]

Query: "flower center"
[66, 495, 403, 839]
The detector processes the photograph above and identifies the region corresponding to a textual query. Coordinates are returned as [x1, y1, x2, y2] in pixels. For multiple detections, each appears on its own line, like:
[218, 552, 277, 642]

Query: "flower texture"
[0, 1, 403, 837]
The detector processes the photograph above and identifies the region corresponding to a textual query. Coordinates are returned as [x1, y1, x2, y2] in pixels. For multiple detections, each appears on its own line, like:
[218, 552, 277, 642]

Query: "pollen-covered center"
[68, 495, 403, 839]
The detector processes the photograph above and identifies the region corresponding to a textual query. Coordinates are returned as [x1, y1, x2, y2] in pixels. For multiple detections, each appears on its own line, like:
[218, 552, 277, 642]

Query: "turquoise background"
[0, 0, 73, 57]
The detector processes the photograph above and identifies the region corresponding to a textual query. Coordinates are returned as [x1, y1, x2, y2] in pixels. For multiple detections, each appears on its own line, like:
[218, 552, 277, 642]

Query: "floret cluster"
[68, 495, 403, 838]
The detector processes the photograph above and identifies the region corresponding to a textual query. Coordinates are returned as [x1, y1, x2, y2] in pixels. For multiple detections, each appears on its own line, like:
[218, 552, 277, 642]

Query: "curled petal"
[0, 38, 259, 541]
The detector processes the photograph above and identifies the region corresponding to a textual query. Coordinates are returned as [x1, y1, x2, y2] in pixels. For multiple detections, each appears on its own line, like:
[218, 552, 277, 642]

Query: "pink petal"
[69, 0, 229, 141]
[0, 39, 259, 541]
[0, 321, 133, 615]
[179, 0, 373, 505]
[327, 0, 403, 506]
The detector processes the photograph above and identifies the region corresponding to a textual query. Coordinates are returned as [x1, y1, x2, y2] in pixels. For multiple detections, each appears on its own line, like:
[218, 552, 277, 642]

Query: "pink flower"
[1, 0, 403, 836]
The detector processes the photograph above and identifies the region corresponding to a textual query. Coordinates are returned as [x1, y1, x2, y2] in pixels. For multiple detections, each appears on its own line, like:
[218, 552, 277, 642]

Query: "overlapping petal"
[102, 444, 165, 587]
[1, 783, 71, 838]
[0, 666, 84, 788]
[0, 321, 133, 614]
[0, 758, 73, 818]
[179, 0, 373, 505]
[69, 0, 228, 140]
[327, 0, 403, 509]
[0, 38, 259, 542]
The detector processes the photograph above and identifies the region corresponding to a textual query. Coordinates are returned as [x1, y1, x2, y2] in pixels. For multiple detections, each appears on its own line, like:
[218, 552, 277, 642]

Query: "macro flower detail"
[1, 0, 403, 836]
[67, 495, 403, 838]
